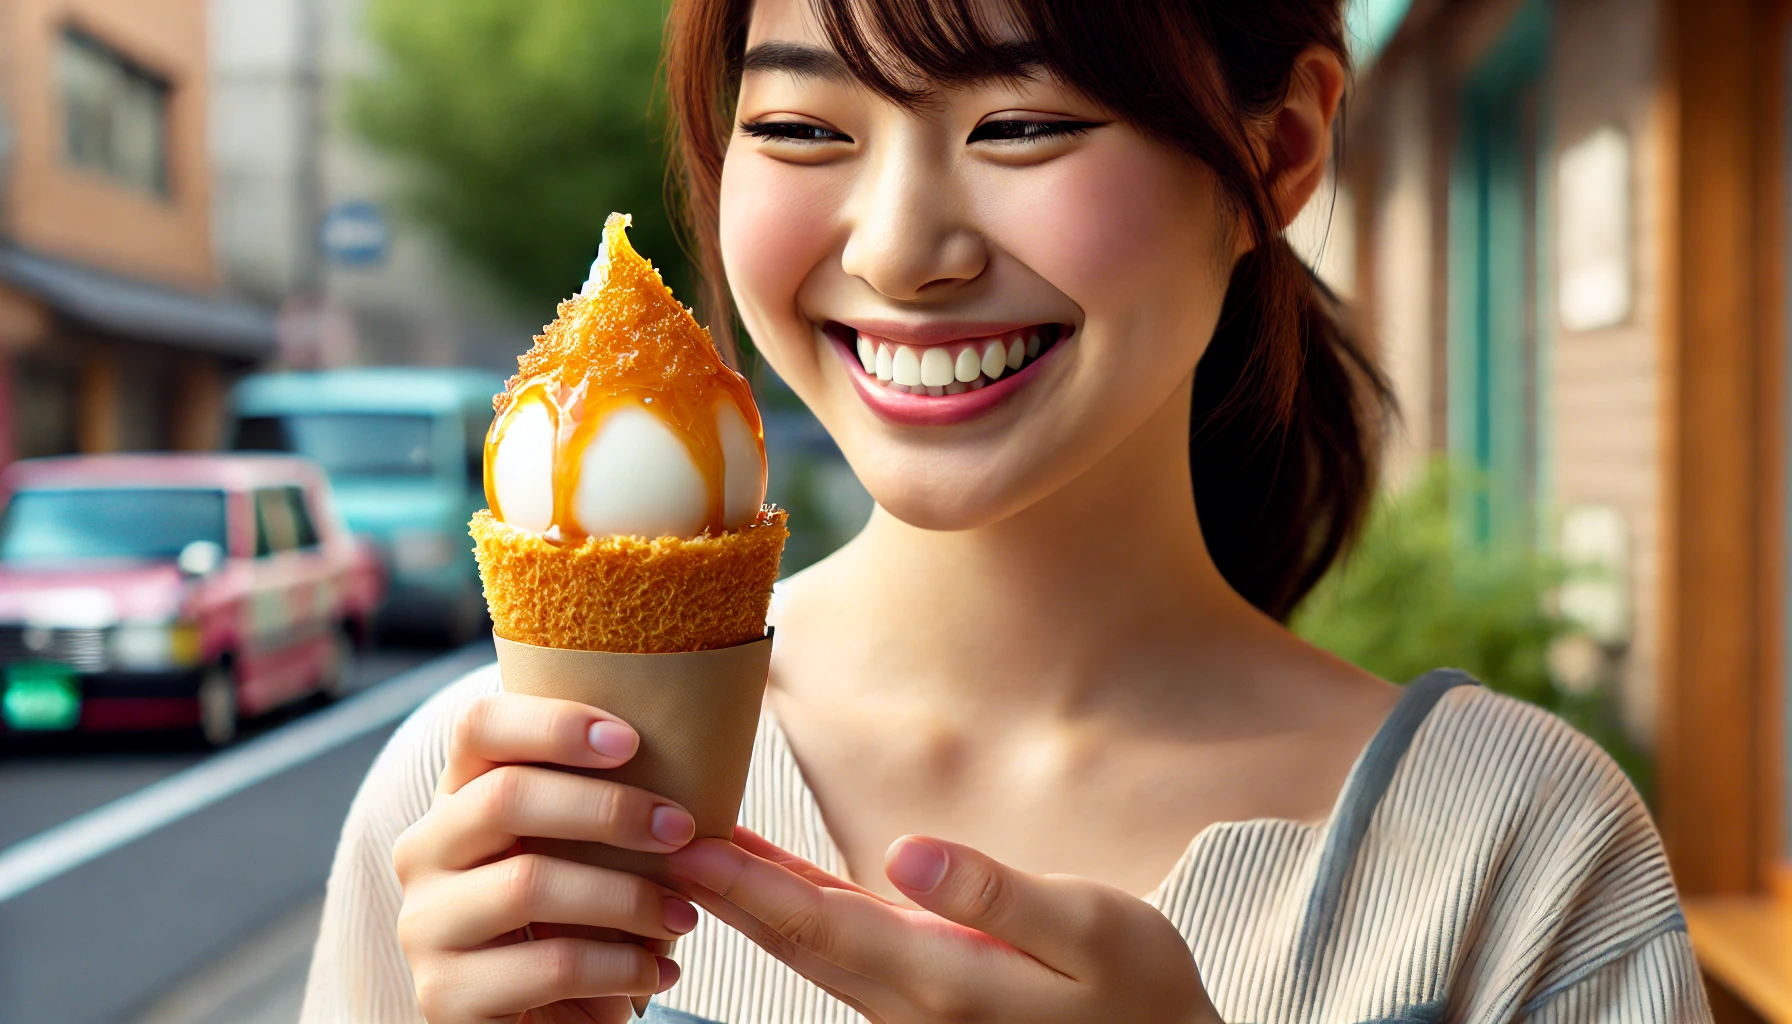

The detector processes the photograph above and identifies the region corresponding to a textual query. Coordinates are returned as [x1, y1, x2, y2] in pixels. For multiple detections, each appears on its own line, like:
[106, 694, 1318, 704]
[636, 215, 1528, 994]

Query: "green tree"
[352, 0, 684, 314]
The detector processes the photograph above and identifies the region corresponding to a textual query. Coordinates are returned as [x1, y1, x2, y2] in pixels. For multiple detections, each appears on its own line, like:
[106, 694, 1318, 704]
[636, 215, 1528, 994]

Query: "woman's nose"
[840, 150, 987, 300]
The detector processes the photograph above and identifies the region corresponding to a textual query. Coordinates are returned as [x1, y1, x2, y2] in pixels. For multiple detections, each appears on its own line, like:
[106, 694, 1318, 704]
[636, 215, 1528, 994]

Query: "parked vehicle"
[228, 368, 504, 641]
[0, 454, 384, 746]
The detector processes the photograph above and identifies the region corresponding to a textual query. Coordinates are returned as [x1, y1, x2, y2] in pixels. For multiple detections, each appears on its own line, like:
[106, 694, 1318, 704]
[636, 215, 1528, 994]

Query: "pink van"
[0, 454, 384, 745]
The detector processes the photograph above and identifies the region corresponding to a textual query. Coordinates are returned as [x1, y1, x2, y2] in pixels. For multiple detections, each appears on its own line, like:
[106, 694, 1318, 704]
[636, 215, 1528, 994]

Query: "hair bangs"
[810, 0, 1051, 107]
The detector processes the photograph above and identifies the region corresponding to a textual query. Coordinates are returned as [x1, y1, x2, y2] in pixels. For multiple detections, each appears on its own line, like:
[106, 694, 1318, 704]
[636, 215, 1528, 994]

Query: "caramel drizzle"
[484, 369, 764, 540]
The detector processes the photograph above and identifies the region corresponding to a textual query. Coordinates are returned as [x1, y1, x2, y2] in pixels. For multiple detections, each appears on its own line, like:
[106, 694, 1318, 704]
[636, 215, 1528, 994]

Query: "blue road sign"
[320, 200, 391, 268]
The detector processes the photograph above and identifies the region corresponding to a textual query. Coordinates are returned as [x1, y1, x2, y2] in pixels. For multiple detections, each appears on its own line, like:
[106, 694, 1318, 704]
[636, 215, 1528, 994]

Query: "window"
[232, 414, 437, 478]
[254, 486, 319, 556]
[0, 489, 225, 564]
[58, 28, 170, 196]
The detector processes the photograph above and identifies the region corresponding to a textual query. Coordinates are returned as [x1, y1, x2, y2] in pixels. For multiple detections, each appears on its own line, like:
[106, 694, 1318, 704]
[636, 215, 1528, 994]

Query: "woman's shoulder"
[1376, 679, 1687, 1015]
[1403, 680, 1642, 816]
[1386, 680, 1660, 865]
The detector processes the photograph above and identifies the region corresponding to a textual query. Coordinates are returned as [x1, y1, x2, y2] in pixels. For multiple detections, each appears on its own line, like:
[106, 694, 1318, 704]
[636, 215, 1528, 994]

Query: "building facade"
[0, 0, 275, 460]
[207, 0, 525, 373]
[1346, 0, 1792, 1017]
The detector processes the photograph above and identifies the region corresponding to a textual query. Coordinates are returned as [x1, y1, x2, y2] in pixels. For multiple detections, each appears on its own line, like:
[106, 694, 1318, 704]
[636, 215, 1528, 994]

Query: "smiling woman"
[302, 2, 1711, 1023]
[682, 0, 1390, 617]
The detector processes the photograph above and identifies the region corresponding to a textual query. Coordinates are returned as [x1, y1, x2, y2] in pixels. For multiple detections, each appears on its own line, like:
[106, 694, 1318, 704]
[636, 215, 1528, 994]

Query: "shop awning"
[0, 245, 276, 361]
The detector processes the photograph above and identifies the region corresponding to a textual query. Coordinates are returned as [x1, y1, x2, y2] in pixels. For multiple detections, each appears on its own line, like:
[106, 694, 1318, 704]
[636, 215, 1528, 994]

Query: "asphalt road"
[0, 647, 442, 853]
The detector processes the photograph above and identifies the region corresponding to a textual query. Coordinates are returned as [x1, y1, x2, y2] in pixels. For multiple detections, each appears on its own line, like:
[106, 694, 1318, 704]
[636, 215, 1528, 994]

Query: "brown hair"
[665, 0, 1393, 621]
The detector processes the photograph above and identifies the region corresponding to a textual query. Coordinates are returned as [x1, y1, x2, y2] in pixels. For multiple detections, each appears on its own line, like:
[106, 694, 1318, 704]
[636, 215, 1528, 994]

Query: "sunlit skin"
[391, 1, 1401, 1022]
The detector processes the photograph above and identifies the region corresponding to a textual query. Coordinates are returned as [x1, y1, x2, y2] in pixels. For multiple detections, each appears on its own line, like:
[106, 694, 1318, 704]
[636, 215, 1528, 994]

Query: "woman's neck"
[784, 377, 1273, 724]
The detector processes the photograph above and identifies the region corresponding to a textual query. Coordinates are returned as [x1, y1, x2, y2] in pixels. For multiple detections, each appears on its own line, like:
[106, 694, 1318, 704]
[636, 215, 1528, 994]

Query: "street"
[0, 648, 440, 853]
[0, 642, 483, 1023]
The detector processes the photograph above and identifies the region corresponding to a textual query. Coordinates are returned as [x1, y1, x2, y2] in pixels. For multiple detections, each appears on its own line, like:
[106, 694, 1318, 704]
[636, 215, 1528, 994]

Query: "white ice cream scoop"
[488, 395, 556, 533]
[488, 391, 767, 539]
[571, 406, 709, 538]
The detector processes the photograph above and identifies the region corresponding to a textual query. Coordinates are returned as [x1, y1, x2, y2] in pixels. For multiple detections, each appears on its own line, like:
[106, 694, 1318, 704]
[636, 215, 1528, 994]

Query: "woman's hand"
[667, 828, 1222, 1024]
[393, 692, 699, 1024]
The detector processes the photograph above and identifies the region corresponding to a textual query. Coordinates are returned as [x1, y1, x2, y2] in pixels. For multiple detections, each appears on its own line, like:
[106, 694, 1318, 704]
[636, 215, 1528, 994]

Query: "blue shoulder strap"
[1294, 669, 1480, 976]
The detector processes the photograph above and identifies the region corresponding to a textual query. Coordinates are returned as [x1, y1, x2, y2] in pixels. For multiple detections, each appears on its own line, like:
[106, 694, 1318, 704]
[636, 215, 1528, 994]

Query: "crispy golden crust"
[498, 213, 750, 419]
[470, 507, 787, 654]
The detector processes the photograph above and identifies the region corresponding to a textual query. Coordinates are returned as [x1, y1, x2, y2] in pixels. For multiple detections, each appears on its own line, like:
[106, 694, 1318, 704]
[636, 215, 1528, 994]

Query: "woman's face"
[721, 0, 1241, 531]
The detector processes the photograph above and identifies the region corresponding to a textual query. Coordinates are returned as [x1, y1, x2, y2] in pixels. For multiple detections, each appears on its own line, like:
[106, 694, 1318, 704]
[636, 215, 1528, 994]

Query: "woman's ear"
[1267, 47, 1347, 230]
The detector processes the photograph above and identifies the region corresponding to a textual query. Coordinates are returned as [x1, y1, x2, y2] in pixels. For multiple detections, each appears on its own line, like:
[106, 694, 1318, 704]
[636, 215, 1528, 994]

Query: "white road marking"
[0, 645, 492, 902]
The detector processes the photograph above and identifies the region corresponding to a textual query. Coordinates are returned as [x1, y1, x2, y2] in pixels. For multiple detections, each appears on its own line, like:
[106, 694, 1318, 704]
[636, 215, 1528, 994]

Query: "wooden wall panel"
[1658, 0, 1776, 895]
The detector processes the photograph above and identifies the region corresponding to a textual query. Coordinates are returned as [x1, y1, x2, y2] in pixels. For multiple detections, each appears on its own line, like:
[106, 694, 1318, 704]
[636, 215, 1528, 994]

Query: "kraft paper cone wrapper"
[495, 632, 773, 883]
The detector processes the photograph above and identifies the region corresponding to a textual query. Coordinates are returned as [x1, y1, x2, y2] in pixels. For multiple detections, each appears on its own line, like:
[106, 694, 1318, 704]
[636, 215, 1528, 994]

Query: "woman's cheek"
[719, 150, 842, 364]
[973, 142, 1222, 312]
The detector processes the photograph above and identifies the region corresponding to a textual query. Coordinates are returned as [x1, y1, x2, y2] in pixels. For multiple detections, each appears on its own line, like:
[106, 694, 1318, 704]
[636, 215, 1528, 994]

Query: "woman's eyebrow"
[741, 41, 854, 82]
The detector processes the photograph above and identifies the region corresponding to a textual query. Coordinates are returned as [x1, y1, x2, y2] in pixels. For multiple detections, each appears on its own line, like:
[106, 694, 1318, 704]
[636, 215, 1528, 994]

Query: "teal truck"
[228, 368, 506, 642]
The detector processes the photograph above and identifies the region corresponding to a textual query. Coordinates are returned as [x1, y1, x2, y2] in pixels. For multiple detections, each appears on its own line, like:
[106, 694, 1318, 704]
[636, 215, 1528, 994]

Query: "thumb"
[884, 835, 1105, 972]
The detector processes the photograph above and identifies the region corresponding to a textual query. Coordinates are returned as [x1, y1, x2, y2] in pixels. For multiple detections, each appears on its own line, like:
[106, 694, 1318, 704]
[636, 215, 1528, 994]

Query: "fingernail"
[654, 955, 681, 992]
[886, 837, 948, 893]
[650, 805, 695, 847]
[663, 896, 698, 934]
[588, 721, 637, 762]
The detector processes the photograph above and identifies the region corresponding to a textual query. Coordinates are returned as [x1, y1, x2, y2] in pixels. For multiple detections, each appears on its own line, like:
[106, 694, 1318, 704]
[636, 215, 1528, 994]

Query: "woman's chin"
[854, 468, 1046, 534]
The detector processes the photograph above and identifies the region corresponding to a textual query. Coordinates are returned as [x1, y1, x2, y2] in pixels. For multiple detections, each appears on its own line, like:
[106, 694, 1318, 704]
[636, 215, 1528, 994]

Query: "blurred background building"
[0, 0, 276, 461]
[208, 0, 525, 372]
[1339, 0, 1792, 1018]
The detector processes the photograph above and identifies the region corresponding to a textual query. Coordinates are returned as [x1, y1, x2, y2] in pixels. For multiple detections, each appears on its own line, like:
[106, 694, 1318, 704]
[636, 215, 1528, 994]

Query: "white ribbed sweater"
[300, 668, 1712, 1023]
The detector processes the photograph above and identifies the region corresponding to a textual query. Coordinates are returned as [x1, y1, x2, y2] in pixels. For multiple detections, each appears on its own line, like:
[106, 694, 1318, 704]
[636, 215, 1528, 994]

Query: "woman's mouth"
[839, 323, 1066, 394]
[823, 321, 1071, 427]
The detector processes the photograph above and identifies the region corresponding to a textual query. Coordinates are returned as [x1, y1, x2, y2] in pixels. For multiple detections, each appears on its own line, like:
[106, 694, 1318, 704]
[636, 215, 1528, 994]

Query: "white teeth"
[862, 328, 1058, 397]
[919, 346, 954, 387]
[953, 346, 981, 383]
[892, 345, 922, 386]
[981, 340, 1007, 381]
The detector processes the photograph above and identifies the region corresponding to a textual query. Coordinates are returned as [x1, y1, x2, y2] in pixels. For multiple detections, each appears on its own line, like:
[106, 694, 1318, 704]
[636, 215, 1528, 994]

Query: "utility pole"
[294, 0, 325, 294]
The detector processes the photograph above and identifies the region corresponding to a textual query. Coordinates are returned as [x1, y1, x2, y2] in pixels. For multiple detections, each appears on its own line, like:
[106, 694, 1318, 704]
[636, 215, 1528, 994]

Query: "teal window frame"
[1447, 0, 1554, 549]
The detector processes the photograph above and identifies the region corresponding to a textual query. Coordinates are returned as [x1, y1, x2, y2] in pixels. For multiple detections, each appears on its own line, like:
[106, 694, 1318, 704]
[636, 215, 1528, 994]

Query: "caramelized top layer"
[485, 214, 763, 539]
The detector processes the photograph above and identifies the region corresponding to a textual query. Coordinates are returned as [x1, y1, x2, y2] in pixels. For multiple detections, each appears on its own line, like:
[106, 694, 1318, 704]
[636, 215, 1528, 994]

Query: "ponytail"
[1191, 237, 1392, 621]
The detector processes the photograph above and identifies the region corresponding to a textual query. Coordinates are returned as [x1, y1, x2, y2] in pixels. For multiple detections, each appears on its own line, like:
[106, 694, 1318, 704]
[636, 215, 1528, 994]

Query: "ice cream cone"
[472, 214, 786, 1013]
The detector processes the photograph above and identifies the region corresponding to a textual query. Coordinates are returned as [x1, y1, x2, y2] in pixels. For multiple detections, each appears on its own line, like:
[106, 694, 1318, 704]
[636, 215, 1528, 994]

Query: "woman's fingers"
[884, 835, 1116, 975]
[440, 692, 640, 795]
[669, 839, 990, 985]
[401, 854, 698, 949]
[679, 881, 890, 1020]
[412, 936, 672, 1023]
[731, 827, 889, 900]
[396, 766, 695, 876]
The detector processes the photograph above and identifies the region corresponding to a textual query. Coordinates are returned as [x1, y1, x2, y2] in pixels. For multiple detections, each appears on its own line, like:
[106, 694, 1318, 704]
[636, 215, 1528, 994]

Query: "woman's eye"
[967, 119, 1102, 144]
[739, 120, 853, 144]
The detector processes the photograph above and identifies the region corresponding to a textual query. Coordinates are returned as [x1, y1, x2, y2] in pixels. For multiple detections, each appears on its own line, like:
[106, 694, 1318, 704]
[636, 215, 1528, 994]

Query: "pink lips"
[829, 330, 1067, 427]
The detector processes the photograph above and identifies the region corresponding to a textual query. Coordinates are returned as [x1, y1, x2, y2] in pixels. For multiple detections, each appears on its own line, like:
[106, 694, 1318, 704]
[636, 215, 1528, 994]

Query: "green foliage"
[352, 0, 685, 315]
[1292, 461, 1652, 796]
